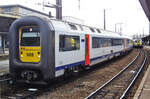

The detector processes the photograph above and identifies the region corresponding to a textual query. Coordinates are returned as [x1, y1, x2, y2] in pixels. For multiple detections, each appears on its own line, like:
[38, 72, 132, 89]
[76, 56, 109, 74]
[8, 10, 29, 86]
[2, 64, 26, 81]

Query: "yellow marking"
[19, 26, 41, 63]
[19, 46, 41, 63]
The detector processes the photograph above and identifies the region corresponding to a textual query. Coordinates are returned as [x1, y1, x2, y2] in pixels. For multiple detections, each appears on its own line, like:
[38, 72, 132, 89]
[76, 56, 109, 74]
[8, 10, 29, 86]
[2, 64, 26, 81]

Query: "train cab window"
[96, 29, 101, 33]
[127, 39, 130, 44]
[20, 27, 40, 46]
[68, 24, 77, 30]
[59, 35, 80, 51]
[90, 28, 95, 32]
[134, 40, 137, 43]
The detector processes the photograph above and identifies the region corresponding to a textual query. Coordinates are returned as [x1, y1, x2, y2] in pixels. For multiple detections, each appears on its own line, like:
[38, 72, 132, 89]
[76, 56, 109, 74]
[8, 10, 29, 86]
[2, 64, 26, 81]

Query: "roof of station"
[0, 13, 20, 19]
[0, 4, 49, 17]
[139, 0, 150, 21]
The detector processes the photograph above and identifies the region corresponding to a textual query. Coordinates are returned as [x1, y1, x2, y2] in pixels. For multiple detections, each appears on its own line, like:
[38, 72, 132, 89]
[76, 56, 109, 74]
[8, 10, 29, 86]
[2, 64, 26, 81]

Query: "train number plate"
[26, 53, 34, 57]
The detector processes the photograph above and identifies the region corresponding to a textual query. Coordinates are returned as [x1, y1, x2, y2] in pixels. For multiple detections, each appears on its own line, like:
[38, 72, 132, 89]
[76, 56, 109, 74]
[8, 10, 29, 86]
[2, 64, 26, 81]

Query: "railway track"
[0, 50, 143, 99]
[85, 50, 147, 99]
[0, 73, 11, 84]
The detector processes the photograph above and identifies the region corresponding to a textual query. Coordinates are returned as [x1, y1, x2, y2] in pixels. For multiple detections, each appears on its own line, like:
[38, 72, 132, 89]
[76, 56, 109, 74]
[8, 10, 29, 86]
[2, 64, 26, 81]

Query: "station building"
[0, 5, 49, 54]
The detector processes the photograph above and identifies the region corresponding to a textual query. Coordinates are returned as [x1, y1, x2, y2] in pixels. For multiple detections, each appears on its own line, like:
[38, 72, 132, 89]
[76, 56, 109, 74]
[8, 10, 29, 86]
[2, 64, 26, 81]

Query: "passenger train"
[133, 39, 143, 48]
[9, 16, 133, 84]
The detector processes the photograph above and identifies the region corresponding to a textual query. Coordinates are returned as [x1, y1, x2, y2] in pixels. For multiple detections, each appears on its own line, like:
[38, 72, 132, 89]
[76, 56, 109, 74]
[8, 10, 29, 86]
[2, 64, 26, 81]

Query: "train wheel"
[72, 66, 80, 77]
[82, 66, 90, 70]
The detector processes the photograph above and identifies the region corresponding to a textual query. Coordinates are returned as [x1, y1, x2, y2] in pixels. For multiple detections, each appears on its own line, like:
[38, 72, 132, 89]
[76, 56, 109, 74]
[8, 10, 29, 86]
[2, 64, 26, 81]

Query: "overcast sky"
[0, 0, 149, 37]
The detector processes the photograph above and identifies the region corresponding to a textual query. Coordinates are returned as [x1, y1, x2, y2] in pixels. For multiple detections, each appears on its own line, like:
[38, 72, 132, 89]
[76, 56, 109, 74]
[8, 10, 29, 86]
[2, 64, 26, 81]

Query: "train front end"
[133, 39, 143, 48]
[19, 26, 41, 63]
[9, 16, 55, 84]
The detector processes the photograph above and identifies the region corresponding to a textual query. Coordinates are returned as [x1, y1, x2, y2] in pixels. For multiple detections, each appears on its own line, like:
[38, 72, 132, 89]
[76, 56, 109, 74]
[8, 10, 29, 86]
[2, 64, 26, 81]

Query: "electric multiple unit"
[133, 39, 143, 48]
[9, 16, 133, 84]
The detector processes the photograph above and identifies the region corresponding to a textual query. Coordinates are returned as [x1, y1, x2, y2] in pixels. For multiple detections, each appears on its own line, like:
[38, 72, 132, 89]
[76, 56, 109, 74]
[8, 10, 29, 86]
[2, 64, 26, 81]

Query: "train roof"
[17, 15, 132, 39]
[121, 35, 133, 40]
[50, 19, 130, 39]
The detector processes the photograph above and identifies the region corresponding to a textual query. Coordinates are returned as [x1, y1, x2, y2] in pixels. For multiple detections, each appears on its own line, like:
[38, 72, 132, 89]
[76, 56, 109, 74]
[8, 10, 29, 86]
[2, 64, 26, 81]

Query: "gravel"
[38, 49, 138, 99]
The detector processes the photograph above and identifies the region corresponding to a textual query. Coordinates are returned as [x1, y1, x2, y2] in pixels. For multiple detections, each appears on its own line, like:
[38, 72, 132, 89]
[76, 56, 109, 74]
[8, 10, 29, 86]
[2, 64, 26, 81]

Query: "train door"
[85, 34, 90, 66]
[123, 39, 127, 52]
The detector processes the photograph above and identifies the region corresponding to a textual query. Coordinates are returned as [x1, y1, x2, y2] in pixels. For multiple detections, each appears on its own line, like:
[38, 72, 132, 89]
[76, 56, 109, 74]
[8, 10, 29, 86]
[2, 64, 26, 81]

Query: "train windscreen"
[20, 27, 40, 46]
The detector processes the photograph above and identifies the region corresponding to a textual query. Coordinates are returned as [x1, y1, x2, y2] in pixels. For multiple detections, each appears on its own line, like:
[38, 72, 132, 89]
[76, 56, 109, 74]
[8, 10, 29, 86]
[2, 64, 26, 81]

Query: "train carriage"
[133, 39, 143, 48]
[9, 16, 133, 84]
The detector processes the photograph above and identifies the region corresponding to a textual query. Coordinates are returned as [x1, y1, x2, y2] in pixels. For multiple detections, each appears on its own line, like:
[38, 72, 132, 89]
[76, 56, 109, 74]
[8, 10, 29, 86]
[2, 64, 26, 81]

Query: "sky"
[0, 0, 149, 37]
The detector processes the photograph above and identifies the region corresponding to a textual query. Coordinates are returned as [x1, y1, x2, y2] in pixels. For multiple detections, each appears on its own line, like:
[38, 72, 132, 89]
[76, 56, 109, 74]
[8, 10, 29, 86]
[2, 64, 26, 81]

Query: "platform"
[0, 53, 8, 57]
[133, 46, 150, 99]
[0, 59, 9, 74]
[0, 53, 8, 60]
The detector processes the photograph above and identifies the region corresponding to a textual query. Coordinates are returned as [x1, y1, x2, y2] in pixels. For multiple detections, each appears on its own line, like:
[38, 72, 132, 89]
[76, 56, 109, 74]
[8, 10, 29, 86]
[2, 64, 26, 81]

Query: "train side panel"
[112, 45, 124, 56]
[55, 31, 85, 77]
[90, 36, 114, 66]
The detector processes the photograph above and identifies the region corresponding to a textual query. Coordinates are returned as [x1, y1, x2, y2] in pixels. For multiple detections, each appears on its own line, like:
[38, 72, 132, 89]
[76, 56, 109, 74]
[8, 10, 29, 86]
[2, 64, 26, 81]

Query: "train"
[9, 16, 133, 84]
[133, 39, 143, 48]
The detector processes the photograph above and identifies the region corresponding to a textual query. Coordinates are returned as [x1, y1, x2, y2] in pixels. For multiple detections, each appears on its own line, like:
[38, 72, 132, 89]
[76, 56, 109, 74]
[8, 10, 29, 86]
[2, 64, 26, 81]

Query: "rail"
[2, 50, 146, 99]
[120, 51, 147, 99]
[0, 73, 12, 84]
[85, 50, 144, 99]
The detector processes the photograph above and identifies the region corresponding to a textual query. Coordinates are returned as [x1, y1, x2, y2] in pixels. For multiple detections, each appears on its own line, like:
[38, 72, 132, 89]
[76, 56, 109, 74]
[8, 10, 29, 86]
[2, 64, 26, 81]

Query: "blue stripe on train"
[55, 51, 122, 71]
[55, 61, 85, 71]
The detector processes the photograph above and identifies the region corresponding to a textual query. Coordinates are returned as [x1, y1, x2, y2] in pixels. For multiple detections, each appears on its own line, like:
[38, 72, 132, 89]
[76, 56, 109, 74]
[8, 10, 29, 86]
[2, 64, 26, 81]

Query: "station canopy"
[139, 0, 150, 21]
[0, 14, 17, 34]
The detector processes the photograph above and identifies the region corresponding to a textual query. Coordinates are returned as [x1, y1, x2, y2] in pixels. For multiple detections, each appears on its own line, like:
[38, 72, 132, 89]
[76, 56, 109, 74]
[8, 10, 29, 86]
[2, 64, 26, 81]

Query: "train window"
[59, 35, 80, 51]
[90, 28, 95, 32]
[92, 37, 98, 48]
[20, 27, 40, 46]
[102, 39, 108, 47]
[68, 24, 77, 30]
[107, 39, 112, 46]
[96, 29, 101, 33]
[112, 39, 123, 46]
[92, 38, 112, 48]
[92, 37, 102, 48]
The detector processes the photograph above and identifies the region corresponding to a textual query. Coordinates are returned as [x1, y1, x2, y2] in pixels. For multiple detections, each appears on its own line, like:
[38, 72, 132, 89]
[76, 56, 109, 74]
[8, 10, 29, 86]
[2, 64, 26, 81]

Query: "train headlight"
[37, 52, 40, 58]
[21, 55, 23, 57]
